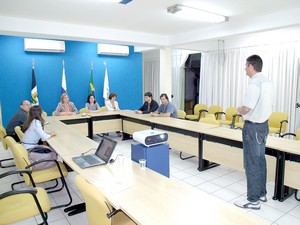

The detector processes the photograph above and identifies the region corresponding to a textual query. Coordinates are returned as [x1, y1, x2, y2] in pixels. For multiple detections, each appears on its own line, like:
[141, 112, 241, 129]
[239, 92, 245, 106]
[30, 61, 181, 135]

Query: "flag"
[61, 62, 67, 94]
[88, 68, 95, 95]
[103, 66, 110, 101]
[31, 66, 39, 105]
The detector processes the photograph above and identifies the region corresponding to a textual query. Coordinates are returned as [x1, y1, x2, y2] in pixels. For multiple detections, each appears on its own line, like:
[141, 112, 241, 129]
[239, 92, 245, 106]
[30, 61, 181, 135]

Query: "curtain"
[143, 57, 160, 102]
[200, 42, 300, 133]
[171, 49, 190, 110]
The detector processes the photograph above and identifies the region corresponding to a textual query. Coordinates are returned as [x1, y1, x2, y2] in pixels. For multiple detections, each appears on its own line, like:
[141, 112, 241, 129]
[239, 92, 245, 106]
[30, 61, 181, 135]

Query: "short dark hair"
[160, 93, 169, 100]
[108, 93, 117, 100]
[144, 92, 152, 98]
[246, 55, 263, 72]
[87, 94, 97, 103]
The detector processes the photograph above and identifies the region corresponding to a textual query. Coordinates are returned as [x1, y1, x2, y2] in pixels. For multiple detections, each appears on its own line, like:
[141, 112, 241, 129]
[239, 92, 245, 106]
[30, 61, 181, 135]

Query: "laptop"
[72, 136, 117, 168]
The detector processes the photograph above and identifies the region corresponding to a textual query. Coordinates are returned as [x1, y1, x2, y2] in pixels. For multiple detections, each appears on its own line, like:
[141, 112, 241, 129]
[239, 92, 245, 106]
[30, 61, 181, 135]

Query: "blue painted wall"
[0, 35, 143, 126]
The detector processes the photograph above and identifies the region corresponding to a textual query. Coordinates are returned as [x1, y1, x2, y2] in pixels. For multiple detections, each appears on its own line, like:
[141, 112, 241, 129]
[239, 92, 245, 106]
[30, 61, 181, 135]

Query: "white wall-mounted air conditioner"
[24, 38, 65, 53]
[97, 44, 129, 56]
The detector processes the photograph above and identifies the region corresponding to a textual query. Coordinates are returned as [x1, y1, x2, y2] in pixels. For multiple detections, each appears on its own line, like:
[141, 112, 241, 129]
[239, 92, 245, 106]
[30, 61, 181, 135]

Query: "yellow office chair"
[281, 127, 300, 201]
[14, 126, 24, 142]
[100, 106, 107, 112]
[75, 175, 137, 225]
[199, 114, 220, 126]
[281, 128, 300, 140]
[232, 114, 244, 130]
[0, 169, 51, 225]
[42, 111, 48, 117]
[5, 136, 73, 209]
[268, 112, 288, 136]
[79, 108, 86, 114]
[218, 107, 239, 128]
[52, 111, 56, 116]
[200, 105, 223, 120]
[185, 104, 207, 121]
[0, 125, 14, 168]
[177, 110, 186, 119]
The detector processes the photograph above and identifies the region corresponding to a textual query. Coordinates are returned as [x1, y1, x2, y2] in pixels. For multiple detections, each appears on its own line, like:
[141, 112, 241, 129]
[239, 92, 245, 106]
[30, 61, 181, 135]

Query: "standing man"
[234, 55, 273, 210]
[135, 92, 159, 114]
[150, 93, 178, 118]
[6, 100, 31, 141]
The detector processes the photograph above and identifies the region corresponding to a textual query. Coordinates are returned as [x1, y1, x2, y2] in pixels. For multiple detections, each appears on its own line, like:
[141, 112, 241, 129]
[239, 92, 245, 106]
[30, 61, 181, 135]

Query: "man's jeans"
[242, 120, 269, 202]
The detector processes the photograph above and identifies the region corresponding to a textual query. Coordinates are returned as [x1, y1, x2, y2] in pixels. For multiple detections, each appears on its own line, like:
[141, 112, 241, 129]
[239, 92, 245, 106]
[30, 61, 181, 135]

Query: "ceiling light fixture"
[167, 4, 229, 23]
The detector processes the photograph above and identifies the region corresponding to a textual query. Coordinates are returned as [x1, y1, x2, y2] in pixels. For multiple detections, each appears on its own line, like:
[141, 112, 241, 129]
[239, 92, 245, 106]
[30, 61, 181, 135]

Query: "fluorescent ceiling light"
[167, 4, 229, 23]
[119, 0, 132, 4]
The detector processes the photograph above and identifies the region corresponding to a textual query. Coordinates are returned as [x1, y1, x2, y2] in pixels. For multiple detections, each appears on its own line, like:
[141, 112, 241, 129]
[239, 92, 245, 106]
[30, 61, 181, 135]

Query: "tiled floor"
[1, 133, 300, 225]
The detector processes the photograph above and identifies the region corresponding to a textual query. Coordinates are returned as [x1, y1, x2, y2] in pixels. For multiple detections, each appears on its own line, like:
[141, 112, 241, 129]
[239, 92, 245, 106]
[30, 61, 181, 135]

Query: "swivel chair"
[177, 110, 186, 120]
[100, 106, 107, 112]
[0, 125, 14, 168]
[268, 112, 288, 136]
[0, 169, 51, 225]
[199, 114, 221, 126]
[218, 107, 239, 128]
[5, 136, 73, 209]
[75, 175, 136, 225]
[79, 108, 86, 114]
[14, 126, 24, 142]
[281, 128, 300, 201]
[199, 105, 223, 120]
[185, 104, 207, 121]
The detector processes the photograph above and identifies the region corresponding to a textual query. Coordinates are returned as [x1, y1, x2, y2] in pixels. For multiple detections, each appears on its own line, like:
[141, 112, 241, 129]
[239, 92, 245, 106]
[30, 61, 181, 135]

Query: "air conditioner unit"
[97, 44, 129, 56]
[24, 38, 65, 53]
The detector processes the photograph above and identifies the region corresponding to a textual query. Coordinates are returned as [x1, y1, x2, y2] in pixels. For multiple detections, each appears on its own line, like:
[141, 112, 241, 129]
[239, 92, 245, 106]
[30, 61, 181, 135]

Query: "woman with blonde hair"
[22, 105, 56, 150]
[55, 93, 78, 116]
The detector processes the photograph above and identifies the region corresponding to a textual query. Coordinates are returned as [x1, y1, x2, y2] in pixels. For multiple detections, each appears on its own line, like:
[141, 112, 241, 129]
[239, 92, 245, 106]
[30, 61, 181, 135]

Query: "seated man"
[6, 100, 31, 141]
[135, 92, 159, 114]
[150, 93, 178, 118]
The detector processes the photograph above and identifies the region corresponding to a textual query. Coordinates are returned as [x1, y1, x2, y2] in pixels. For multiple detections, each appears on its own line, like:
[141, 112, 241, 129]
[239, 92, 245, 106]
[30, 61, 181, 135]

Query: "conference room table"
[49, 110, 300, 202]
[202, 126, 300, 201]
[44, 117, 270, 225]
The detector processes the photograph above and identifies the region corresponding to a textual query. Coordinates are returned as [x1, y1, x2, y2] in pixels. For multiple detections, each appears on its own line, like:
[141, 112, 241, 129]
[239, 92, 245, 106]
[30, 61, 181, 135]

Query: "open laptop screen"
[96, 136, 117, 163]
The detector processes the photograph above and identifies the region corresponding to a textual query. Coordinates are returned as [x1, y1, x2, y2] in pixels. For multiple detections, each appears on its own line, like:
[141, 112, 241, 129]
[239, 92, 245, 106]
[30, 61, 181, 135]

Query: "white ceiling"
[1, 0, 300, 50]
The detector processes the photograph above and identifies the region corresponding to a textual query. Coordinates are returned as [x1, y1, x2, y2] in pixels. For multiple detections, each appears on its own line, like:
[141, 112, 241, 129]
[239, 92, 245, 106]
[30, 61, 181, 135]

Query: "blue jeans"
[242, 120, 269, 202]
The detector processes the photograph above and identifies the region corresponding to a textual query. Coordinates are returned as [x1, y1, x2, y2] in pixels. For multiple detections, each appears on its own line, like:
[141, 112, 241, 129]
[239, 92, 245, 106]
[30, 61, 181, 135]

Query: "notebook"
[72, 136, 117, 168]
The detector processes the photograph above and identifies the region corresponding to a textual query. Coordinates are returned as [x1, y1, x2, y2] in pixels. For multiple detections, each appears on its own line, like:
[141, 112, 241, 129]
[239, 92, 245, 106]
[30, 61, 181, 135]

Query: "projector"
[133, 130, 168, 147]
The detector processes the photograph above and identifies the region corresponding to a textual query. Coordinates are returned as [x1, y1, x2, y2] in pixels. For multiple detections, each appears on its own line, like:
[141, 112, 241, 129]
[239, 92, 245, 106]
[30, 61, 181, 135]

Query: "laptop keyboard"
[82, 155, 102, 164]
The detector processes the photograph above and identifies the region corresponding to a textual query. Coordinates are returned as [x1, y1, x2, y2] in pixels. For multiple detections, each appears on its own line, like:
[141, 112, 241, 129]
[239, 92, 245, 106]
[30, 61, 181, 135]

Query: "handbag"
[28, 145, 58, 171]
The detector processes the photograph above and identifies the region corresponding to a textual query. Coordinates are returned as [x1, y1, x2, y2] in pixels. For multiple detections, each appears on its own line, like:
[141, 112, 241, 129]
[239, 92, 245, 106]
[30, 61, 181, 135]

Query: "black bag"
[28, 145, 58, 171]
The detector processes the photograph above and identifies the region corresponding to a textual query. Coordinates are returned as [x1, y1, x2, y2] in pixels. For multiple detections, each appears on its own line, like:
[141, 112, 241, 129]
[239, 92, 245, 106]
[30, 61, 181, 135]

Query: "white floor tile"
[265, 197, 298, 213]
[289, 205, 300, 219]
[250, 204, 286, 222]
[212, 188, 242, 202]
[275, 214, 300, 225]
[171, 170, 193, 180]
[210, 176, 236, 187]
[226, 182, 247, 195]
[196, 182, 223, 194]
[195, 171, 219, 181]
[183, 176, 206, 186]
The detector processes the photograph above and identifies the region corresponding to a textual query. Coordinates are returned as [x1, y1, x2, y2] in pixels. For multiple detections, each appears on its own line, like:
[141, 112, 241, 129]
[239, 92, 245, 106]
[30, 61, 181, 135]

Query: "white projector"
[133, 130, 168, 147]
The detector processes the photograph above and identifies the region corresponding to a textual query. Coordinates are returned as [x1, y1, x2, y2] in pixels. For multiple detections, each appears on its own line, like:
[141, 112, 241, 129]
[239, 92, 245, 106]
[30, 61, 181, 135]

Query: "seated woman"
[85, 94, 100, 113]
[105, 93, 120, 111]
[105, 93, 122, 137]
[22, 105, 56, 150]
[55, 93, 78, 116]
